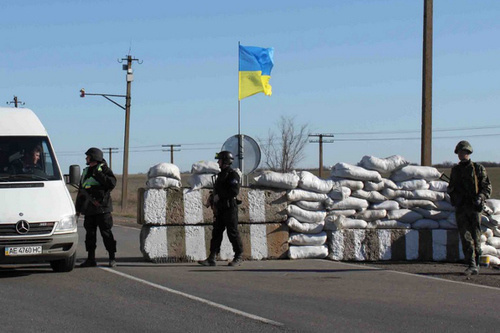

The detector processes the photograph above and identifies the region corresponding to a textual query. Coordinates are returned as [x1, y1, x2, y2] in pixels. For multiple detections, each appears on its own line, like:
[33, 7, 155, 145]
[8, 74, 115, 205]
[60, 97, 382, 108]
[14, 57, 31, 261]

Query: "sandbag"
[370, 200, 400, 211]
[331, 163, 382, 182]
[254, 171, 299, 189]
[330, 177, 364, 190]
[326, 209, 357, 217]
[146, 176, 182, 189]
[288, 231, 327, 246]
[434, 200, 455, 211]
[487, 236, 500, 249]
[364, 179, 398, 191]
[187, 173, 215, 190]
[286, 217, 325, 234]
[412, 219, 439, 229]
[148, 162, 181, 180]
[328, 186, 351, 200]
[287, 189, 328, 202]
[387, 209, 422, 224]
[484, 229, 494, 238]
[327, 197, 369, 210]
[324, 215, 367, 230]
[396, 179, 429, 190]
[438, 220, 457, 229]
[286, 204, 327, 223]
[351, 189, 386, 203]
[358, 155, 410, 173]
[390, 165, 441, 182]
[295, 200, 324, 211]
[395, 198, 437, 210]
[288, 245, 328, 259]
[191, 160, 220, 174]
[354, 209, 387, 222]
[485, 199, 500, 215]
[487, 215, 500, 227]
[298, 171, 334, 194]
[481, 243, 498, 256]
[428, 180, 448, 192]
[369, 220, 411, 229]
[412, 207, 451, 220]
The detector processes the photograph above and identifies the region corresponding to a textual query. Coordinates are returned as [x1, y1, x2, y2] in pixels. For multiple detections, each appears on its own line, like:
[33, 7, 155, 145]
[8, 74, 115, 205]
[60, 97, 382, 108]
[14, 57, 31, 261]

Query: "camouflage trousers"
[455, 207, 482, 267]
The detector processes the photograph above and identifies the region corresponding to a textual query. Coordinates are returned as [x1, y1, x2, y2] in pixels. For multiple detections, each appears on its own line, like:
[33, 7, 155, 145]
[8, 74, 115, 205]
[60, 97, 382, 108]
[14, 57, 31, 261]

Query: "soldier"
[76, 148, 118, 268]
[447, 140, 492, 275]
[198, 151, 243, 267]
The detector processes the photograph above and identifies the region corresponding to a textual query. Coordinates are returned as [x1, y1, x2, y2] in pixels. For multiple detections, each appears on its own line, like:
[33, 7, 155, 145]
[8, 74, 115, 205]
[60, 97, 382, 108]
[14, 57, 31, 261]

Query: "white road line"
[101, 267, 284, 327]
[339, 261, 500, 292]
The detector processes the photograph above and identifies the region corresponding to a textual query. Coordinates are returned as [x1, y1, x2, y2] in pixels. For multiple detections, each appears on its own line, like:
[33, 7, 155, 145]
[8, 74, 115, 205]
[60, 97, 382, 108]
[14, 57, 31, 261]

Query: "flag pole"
[237, 41, 245, 184]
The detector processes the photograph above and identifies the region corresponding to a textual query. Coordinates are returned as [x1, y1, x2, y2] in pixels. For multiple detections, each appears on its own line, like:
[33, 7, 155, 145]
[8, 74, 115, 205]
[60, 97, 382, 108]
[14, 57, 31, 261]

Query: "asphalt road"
[1, 220, 499, 332]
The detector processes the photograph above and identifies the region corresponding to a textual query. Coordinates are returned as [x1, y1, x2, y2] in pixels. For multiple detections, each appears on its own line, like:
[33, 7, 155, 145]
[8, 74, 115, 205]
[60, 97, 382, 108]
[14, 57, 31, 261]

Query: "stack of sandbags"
[146, 162, 182, 189]
[187, 160, 220, 190]
[285, 171, 331, 259]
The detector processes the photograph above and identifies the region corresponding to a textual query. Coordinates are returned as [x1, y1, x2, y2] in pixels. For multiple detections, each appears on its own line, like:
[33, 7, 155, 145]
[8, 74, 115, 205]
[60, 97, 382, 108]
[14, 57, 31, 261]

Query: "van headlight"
[54, 215, 77, 234]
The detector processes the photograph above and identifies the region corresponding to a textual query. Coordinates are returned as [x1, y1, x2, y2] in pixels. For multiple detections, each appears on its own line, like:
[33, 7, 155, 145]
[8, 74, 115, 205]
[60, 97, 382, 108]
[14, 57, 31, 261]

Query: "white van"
[0, 107, 78, 272]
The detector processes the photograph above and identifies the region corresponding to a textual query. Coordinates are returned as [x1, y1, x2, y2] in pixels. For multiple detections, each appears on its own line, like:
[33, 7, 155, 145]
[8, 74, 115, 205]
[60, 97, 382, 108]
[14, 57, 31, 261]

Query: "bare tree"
[260, 115, 309, 172]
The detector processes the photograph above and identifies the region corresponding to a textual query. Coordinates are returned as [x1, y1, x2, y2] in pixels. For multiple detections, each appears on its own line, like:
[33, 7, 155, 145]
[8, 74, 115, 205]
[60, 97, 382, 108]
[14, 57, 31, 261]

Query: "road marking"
[101, 267, 284, 327]
[339, 261, 500, 292]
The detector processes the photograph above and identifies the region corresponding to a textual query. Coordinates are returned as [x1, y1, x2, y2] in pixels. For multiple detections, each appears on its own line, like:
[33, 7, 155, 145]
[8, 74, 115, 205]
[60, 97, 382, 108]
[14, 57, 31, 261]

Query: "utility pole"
[102, 147, 119, 170]
[309, 134, 334, 178]
[162, 144, 181, 164]
[79, 54, 141, 212]
[421, 0, 433, 166]
[120, 55, 141, 212]
[7, 96, 25, 108]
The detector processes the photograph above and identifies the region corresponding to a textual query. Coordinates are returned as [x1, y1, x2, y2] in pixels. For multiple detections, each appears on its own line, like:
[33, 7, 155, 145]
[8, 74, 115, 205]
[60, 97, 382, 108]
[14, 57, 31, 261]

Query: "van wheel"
[50, 253, 76, 272]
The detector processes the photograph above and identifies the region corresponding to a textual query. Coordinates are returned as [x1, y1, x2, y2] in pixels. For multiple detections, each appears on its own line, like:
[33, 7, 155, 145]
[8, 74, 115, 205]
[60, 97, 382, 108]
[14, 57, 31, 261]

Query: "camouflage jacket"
[447, 159, 491, 208]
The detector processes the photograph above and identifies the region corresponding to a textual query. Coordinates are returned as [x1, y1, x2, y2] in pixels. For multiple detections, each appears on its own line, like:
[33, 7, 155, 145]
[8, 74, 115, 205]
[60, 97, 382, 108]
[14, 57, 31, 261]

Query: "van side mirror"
[68, 165, 81, 185]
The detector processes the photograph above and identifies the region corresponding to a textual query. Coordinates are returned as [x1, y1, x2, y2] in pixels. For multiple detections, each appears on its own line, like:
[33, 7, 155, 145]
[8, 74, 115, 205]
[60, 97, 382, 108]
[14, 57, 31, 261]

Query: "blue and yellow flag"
[239, 45, 274, 100]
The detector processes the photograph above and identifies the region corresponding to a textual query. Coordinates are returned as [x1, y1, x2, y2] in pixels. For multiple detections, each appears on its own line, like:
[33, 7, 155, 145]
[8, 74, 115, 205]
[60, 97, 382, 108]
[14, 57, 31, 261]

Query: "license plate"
[5, 246, 43, 256]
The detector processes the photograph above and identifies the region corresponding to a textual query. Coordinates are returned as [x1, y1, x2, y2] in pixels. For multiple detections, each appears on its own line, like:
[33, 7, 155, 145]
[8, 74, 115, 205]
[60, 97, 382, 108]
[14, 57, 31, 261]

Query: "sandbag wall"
[253, 155, 500, 265]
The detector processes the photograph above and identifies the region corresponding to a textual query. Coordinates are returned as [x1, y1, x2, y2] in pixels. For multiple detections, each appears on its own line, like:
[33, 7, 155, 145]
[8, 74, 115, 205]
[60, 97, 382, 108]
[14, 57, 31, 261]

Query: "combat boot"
[198, 254, 216, 266]
[80, 259, 97, 268]
[228, 256, 242, 267]
[464, 265, 479, 276]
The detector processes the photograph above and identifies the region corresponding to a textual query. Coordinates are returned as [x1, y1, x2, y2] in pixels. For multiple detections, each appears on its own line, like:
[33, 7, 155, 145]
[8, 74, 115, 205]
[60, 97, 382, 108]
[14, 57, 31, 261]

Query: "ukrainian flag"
[239, 45, 274, 100]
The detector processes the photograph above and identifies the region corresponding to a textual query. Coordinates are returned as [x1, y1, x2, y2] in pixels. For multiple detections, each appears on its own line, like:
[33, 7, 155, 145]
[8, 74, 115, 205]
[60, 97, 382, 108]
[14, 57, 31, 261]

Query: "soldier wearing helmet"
[199, 151, 243, 267]
[448, 140, 492, 276]
[75, 147, 118, 268]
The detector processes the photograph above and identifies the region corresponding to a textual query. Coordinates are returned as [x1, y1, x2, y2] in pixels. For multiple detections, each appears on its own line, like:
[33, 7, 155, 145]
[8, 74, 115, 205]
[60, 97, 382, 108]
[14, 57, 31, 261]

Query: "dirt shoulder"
[358, 261, 500, 289]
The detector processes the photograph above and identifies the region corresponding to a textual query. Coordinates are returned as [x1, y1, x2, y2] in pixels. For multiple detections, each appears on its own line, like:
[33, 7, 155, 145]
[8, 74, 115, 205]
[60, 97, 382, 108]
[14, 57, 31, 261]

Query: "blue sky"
[2, 0, 500, 174]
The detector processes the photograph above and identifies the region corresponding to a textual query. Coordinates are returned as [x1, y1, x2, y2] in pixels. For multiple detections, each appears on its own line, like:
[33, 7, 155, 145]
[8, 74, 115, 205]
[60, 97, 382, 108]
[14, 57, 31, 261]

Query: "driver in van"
[10, 145, 43, 174]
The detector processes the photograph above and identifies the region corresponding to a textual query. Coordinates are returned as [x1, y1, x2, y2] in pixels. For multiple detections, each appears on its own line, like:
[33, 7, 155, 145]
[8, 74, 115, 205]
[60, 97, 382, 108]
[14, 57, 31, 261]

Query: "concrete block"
[138, 187, 287, 225]
[139, 223, 289, 262]
[327, 229, 463, 262]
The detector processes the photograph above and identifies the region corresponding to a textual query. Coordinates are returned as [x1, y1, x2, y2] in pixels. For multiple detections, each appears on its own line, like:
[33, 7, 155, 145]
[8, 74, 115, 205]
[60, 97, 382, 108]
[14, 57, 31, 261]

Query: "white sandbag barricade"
[139, 154, 500, 265]
[187, 160, 220, 190]
[146, 163, 182, 189]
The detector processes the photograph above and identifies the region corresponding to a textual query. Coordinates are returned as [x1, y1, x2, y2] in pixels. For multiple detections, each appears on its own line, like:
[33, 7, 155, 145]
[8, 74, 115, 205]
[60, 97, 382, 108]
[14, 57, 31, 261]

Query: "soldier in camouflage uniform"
[447, 140, 492, 275]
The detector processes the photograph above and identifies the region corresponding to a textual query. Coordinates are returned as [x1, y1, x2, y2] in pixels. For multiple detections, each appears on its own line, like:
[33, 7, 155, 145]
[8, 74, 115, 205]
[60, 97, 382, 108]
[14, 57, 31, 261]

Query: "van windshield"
[0, 136, 61, 182]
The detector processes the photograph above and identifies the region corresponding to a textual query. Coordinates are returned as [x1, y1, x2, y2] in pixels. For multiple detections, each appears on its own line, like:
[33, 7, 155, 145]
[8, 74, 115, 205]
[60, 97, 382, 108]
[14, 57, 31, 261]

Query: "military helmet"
[215, 150, 234, 165]
[454, 140, 473, 154]
[85, 147, 104, 162]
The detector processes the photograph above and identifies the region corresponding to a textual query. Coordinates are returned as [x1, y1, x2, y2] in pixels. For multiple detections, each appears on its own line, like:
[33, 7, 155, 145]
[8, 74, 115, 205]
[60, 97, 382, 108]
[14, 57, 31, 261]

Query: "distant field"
[70, 167, 500, 219]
